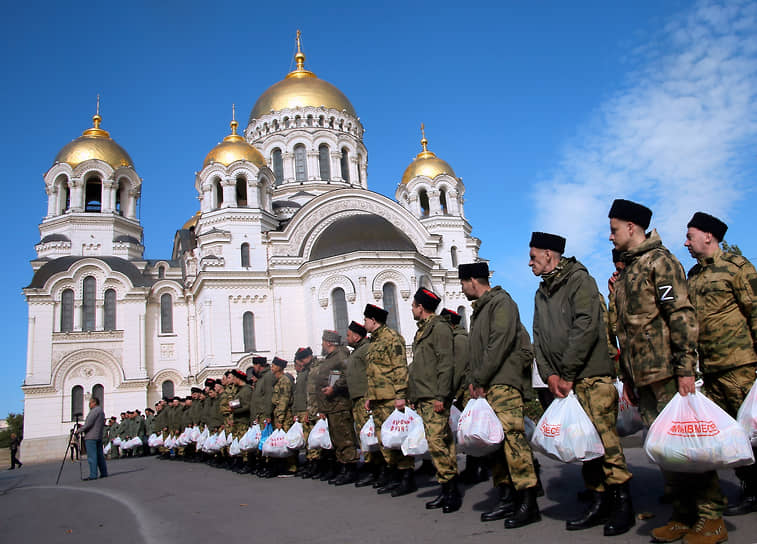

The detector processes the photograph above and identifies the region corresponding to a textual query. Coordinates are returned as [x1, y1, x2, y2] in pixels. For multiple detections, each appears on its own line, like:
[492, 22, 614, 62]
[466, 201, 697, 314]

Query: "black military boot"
[443, 477, 463, 514]
[334, 463, 358, 486]
[603, 482, 635, 536]
[566, 490, 610, 530]
[391, 469, 418, 497]
[725, 478, 757, 516]
[309, 457, 326, 479]
[481, 484, 516, 522]
[320, 458, 338, 482]
[504, 487, 541, 529]
[377, 467, 401, 494]
[534, 457, 544, 497]
[355, 463, 378, 488]
[329, 463, 346, 485]
[426, 483, 449, 509]
[460, 456, 488, 484]
[373, 466, 391, 489]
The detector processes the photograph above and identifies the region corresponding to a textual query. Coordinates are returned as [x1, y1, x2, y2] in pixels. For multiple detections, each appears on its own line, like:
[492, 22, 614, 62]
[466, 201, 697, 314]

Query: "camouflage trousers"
[371, 399, 414, 470]
[352, 398, 377, 465]
[486, 385, 538, 490]
[639, 377, 727, 520]
[574, 376, 632, 490]
[704, 363, 757, 482]
[326, 410, 359, 464]
[297, 411, 321, 461]
[417, 400, 457, 483]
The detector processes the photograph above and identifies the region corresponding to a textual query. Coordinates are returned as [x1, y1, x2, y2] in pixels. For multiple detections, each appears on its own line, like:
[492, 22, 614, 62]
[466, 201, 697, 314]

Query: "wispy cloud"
[534, 0, 757, 275]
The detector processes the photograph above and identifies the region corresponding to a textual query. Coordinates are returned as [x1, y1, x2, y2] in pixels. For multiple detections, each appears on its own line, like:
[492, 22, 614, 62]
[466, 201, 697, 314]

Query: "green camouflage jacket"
[292, 365, 310, 413]
[231, 383, 252, 424]
[408, 314, 454, 402]
[315, 346, 352, 413]
[614, 230, 697, 387]
[344, 337, 371, 400]
[272, 373, 294, 428]
[688, 248, 757, 373]
[306, 359, 322, 418]
[365, 324, 408, 401]
[204, 396, 224, 430]
[252, 367, 274, 422]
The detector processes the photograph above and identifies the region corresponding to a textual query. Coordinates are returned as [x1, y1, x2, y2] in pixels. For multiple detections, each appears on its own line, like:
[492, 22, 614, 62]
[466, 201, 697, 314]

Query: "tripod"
[56, 415, 83, 485]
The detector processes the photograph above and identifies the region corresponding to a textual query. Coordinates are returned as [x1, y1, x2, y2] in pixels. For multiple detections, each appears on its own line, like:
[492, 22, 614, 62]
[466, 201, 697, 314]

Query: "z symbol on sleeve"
[658, 285, 674, 302]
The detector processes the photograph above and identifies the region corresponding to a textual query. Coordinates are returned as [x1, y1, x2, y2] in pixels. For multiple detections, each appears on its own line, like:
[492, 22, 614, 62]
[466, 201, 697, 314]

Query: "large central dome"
[249, 37, 356, 122]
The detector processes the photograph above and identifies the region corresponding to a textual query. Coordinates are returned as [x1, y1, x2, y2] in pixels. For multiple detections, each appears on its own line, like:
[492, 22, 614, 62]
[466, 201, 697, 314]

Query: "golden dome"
[54, 112, 133, 169]
[248, 32, 356, 121]
[203, 112, 266, 169]
[182, 211, 201, 230]
[400, 124, 456, 184]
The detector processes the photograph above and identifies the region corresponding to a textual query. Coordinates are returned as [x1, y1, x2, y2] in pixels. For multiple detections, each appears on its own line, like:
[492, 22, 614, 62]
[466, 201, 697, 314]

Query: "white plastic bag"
[401, 417, 428, 456]
[307, 418, 333, 450]
[147, 433, 157, 447]
[381, 408, 419, 450]
[360, 415, 380, 452]
[263, 429, 291, 458]
[112, 437, 122, 447]
[737, 378, 757, 446]
[645, 392, 754, 472]
[190, 426, 201, 442]
[456, 398, 504, 457]
[217, 430, 227, 449]
[615, 379, 644, 437]
[229, 437, 241, 457]
[241, 424, 261, 451]
[203, 433, 218, 452]
[449, 405, 462, 435]
[286, 421, 305, 450]
[103, 442, 111, 455]
[531, 391, 605, 463]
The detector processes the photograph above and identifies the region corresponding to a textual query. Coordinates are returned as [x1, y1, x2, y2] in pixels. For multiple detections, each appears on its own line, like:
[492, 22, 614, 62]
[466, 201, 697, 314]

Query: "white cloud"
[533, 0, 757, 280]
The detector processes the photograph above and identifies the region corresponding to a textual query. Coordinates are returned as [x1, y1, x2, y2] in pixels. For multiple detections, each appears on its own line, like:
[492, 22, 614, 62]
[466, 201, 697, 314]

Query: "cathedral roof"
[401, 126, 456, 185]
[54, 111, 133, 170]
[204, 115, 266, 168]
[27, 256, 154, 289]
[310, 214, 415, 260]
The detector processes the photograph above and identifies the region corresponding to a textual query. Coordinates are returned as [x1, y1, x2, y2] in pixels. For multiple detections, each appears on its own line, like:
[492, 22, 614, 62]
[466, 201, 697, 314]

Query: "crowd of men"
[98, 199, 756, 544]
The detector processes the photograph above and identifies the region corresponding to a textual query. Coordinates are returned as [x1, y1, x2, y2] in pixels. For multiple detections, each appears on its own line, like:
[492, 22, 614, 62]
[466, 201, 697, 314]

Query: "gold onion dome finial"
[248, 30, 356, 120]
[203, 104, 266, 168]
[400, 123, 457, 185]
[53, 95, 134, 169]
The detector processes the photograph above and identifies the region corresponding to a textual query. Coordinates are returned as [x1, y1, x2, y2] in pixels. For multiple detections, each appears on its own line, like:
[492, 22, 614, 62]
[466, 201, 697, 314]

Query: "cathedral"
[21, 37, 484, 462]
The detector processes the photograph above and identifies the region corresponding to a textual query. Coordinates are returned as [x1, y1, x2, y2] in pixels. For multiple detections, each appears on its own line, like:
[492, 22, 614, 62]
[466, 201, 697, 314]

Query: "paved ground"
[2, 438, 756, 544]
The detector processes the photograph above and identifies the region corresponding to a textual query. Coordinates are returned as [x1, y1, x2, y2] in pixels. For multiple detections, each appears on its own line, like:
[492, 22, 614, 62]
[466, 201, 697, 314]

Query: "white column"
[46, 185, 57, 218]
[26, 316, 35, 379]
[96, 303, 103, 330]
[307, 150, 319, 181]
[102, 181, 116, 213]
[247, 180, 259, 208]
[282, 152, 294, 183]
[187, 296, 198, 376]
[74, 302, 82, 330]
[330, 152, 342, 181]
[349, 156, 359, 185]
[69, 177, 84, 212]
[204, 300, 214, 363]
[409, 193, 421, 217]
[139, 312, 146, 374]
[429, 189, 442, 216]
[221, 179, 235, 208]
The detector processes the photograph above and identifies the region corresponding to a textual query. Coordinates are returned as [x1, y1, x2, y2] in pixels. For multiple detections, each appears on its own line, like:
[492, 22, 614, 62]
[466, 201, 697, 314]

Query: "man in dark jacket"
[77, 396, 107, 480]
[459, 262, 540, 529]
[9, 433, 22, 469]
[529, 231, 634, 536]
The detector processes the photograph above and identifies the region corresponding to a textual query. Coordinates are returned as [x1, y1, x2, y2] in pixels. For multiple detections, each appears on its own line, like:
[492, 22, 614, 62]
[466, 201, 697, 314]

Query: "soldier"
[316, 330, 360, 486]
[306, 350, 330, 480]
[229, 369, 253, 473]
[133, 409, 147, 457]
[529, 231, 634, 536]
[292, 347, 318, 477]
[363, 303, 416, 497]
[251, 356, 274, 475]
[268, 356, 296, 478]
[458, 261, 540, 529]
[409, 288, 461, 513]
[607, 199, 722, 543]
[344, 321, 383, 487]
[204, 381, 225, 432]
[685, 212, 757, 518]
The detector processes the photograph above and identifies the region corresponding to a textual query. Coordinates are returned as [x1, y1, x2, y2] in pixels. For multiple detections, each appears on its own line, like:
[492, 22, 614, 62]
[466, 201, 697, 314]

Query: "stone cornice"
[52, 330, 124, 343]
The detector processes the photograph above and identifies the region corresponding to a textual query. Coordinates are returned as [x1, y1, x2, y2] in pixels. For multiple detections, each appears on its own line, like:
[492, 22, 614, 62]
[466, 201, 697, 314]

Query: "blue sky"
[1, 1, 756, 418]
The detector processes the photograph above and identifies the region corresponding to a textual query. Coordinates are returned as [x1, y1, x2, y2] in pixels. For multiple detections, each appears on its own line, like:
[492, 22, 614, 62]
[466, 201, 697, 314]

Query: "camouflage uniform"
[345, 337, 374, 464]
[365, 324, 414, 471]
[305, 359, 323, 462]
[220, 383, 238, 431]
[292, 363, 314, 456]
[317, 346, 359, 464]
[272, 372, 297, 472]
[615, 230, 724, 520]
[231, 383, 253, 440]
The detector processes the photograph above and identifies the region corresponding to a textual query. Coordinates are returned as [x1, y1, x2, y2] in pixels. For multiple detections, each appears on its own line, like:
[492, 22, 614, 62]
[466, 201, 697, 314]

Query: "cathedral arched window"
[294, 144, 307, 181]
[451, 246, 458, 268]
[82, 276, 96, 332]
[456, 306, 468, 330]
[440, 189, 448, 214]
[383, 283, 400, 334]
[340, 148, 350, 182]
[331, 288, 349, 341]
[61, 289, 74, 332]
[419, 189, 430, 217]
[160, 293, 173, 334]
[241, 243, 250, 267]
[55, 175, 69, 215]
[71, 385, 83, 420]
[318, 144, 331, 181]
[116, 179, 128, 216]
[104, 289, 117, 331]
[236, 177, 247, 207]
[92, 384, 104, 409]
[243, 311, 256, 352]
[272, 148, 284, 186]
[213, 179, 223, 209]
[162, 380, 174, 399]
[84, 176, 102, 213]
[158, 266, 165, 279]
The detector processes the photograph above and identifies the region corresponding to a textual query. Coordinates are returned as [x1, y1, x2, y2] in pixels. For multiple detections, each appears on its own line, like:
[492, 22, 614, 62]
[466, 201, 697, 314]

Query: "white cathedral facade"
[21, 41, 484, 462]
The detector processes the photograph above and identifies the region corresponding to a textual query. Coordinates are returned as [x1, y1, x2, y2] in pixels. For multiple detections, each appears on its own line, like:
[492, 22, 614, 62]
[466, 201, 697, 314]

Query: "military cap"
[295, 347, 313, 360]
[161, 396, 170, 402]
[612, 249, 622, 263]
[348, 321, 367, 337]
[322, 329, 341, 344]
[440, 307, 462, 325]
[190, 387, 202, 394]
[172, 396, 181, 402]
[252, 356, 267, 366]
[184, 396, 192, 402]
[231, 369, 247, 381]
[458, 262, 489, 280]
[530, 232, 566, 253]
[135, 410, 141, 415]
[688, 212, 728, 241]
[414, 287, 441, 311]
[204, 378, 216, 388]
[223, 369, 234, 377]
[364, 304, 388, 323]
[145, 408, 154, 414]
[608, 199, 652, 229]
[272, 356, 288, 369]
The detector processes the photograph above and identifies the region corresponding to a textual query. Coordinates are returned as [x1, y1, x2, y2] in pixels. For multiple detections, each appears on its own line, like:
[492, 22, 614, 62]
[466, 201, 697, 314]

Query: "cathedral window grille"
[383, 283, 400, 334]
[440, 189, 448, 214]
[456, 306, 468, 330]
[162, 380, 174, 399]
[272, 148, 284, 186]
[318, 144, 331, 181]
[213, 179, 223, 209]
[451, 246, 458, 268]
[82, 276, 96, 332]
[158, 266, 165, 279]
[235, 177, 247, 207]
[340, 148, 350, 182]
[84, 177, 102, 213]
[92, 384, 104, 409]
[71, 385, 83, 420]
[243, 311, 256, 352]
[104, 289, 117, 331]
[419, 190, 430, 217]
[61, 289, 74, 332]
[331, 288, 349, 341]
[241, 243, 250, 267]
[160, 293, 173, 334]
[294, 144, 307, 181]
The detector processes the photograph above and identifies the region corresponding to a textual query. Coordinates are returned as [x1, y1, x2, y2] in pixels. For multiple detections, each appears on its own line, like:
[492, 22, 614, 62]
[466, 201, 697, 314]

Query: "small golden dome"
[203, 110, 266, 169]
[182, 211, 201, 230]
[54, 112, 133, 169]
[249, 31, 356, 121]
[400, 124, 456, 184]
